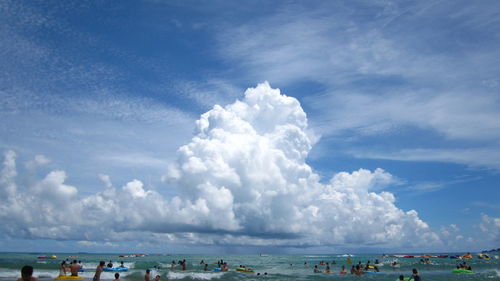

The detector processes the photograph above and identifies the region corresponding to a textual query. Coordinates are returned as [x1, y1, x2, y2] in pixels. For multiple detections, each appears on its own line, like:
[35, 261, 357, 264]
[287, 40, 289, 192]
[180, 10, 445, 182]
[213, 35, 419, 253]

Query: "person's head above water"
[21, 266, 33, 277]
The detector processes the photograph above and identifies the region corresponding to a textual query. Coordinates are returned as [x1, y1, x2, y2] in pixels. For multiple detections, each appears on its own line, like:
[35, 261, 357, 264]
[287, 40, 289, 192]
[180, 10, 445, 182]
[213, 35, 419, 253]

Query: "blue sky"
[0, 0, 499, 254]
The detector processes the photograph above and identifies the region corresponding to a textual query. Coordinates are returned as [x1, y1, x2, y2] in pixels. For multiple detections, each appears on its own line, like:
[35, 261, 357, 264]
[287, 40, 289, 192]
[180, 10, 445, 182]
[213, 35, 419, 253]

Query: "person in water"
[409, 268, 421, 281]
[325, 263, 331, 273]
[93, 261, 105, 281]
[399, 275, 405, 280]
[355, 264, 363, 276]
[340, 265, 347, 274]
[69, 260, 80, 276]
[107, 261, 113, 268]
[313, 265, 321, 273]
[113, 273, 121, 281]
[204, 264, 208, 271]
[17, 265, 38, 281]
[181, 260, 187, 271]
[119, 261, 125, 268]
[144, 269, 151, 281]
[154, 275, 161, 281]
[59, 261, 68, 276]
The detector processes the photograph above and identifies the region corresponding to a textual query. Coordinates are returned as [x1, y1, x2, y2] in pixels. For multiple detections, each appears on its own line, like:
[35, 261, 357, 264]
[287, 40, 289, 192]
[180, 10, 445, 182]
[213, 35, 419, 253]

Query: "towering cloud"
[2, 82, 486, 250]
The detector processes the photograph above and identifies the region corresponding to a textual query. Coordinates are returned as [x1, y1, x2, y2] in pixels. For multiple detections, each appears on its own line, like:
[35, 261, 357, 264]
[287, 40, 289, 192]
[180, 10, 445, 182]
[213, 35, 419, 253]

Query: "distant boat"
[259, 254, 269, 257]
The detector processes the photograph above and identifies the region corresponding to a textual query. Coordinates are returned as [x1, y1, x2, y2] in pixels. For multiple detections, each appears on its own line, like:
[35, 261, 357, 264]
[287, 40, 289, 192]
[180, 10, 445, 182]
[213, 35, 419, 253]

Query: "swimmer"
[408, 268, 421, 281]
[93, 261, 105, 281]
[59, 261, 68, 276]
[69, 260, 80, 276]
[340, 265, 347, 274]
[17, 265, 38, 281]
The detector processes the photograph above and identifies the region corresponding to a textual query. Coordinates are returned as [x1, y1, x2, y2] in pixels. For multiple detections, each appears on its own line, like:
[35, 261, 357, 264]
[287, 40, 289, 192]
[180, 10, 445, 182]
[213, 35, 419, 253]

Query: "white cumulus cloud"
[2, 83, 494, 251]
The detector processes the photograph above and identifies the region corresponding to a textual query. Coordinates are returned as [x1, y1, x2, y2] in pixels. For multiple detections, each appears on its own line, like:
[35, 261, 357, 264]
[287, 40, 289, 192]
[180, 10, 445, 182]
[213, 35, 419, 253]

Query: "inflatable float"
[235, 267, 254, 273]
[461, 254, 473, 259]
[103, 267, 129, 272]
[452, 269, 474, 274]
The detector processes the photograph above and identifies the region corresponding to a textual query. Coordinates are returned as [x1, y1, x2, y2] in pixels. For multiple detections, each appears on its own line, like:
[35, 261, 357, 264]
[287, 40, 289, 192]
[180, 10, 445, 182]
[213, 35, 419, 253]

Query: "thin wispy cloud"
[215, 1, 500, 171]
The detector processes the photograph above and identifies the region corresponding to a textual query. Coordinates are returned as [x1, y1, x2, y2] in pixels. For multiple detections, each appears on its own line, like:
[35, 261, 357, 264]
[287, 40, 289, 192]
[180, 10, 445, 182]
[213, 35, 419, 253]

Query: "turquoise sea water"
[1, 252, 499, 281]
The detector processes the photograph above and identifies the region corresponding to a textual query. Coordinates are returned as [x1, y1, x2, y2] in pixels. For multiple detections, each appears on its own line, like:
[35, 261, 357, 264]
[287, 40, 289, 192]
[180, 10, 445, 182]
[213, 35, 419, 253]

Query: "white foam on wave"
[122, 261, 135, 269]
[0, 269, 60, 279]
[0, 268, 22, 278]
[99, 269, 136, 279]
[167, 272, 225, 280]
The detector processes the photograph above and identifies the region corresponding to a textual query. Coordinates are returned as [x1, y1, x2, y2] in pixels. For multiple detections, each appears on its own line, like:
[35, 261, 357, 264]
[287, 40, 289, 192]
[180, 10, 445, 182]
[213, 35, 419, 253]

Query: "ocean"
[1, 252, 499, 281]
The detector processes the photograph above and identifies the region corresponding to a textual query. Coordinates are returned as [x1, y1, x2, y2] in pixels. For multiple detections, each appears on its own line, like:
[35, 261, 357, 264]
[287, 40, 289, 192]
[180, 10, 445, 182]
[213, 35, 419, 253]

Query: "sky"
[0, 0, 499, 254]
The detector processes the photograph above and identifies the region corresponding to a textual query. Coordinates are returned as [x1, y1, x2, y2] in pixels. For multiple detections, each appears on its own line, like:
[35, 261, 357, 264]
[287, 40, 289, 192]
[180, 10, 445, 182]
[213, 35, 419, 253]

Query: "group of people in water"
[309, 259, 421, 280]
[456, 261, 473, 270]
[311, 259, 382, 275]
[59, 260, 82, 277]
[20, 254, 490, 281]
[144, 269, 161, 281]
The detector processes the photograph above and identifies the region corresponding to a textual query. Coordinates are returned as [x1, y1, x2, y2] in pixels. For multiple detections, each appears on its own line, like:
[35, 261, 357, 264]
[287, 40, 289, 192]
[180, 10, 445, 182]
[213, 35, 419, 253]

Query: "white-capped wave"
[0, 268, 22, 278]
[303, 255, 330, 258]
[99, 270, 135, 279]
[0, 269, 60, 279]
[167, 272, 225, 280]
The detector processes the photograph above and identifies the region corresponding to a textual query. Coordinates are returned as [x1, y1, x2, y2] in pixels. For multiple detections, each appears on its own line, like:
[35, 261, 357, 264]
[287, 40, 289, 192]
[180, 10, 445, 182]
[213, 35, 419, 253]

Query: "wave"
[167, 272, 225, 280]
[0, 268, 139, 279]
[0, 269, 60, 279]
[303, 255, 330, 258]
